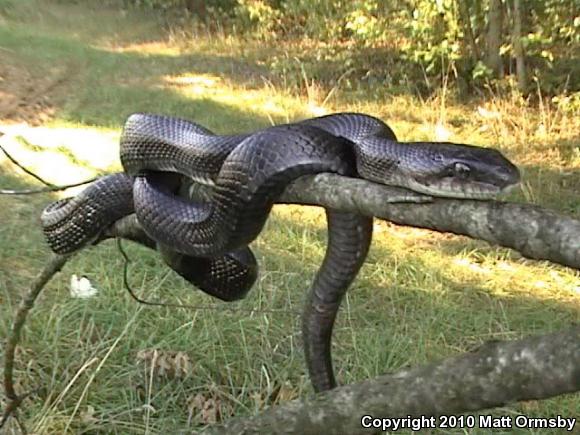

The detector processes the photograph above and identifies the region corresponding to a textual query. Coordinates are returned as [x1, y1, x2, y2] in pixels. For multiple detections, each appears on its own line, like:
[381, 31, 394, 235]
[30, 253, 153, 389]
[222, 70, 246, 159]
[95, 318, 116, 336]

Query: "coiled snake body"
[41, 113, 520, 392]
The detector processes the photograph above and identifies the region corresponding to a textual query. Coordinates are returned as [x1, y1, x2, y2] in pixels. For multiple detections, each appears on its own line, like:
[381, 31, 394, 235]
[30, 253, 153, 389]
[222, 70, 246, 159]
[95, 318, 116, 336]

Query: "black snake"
[40, 112, 520, 392]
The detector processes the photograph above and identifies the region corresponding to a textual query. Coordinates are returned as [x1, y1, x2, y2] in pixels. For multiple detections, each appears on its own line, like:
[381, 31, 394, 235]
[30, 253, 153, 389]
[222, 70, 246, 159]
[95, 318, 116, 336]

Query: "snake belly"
[41, 112, 520, 393]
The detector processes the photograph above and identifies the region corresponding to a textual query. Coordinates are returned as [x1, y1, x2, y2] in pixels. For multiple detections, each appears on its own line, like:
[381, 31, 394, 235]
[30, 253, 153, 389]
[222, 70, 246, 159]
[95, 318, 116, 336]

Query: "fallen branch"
[97, 175, 579, 431]
[205, 326, 580, 434]
[3, 172, 578, 430]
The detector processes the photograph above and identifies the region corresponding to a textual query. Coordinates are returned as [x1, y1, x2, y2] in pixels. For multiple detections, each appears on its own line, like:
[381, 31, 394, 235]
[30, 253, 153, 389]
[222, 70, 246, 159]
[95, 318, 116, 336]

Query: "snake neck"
[299, 112, 397, 143]
[299, 112, 520, 199]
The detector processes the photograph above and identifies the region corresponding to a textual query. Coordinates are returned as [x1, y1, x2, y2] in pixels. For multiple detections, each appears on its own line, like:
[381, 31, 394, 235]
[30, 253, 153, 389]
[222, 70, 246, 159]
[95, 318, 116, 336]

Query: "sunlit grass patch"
[160, 72, 313, 124]
[0, 123, 120, 196]
[101, 40, 183, 57]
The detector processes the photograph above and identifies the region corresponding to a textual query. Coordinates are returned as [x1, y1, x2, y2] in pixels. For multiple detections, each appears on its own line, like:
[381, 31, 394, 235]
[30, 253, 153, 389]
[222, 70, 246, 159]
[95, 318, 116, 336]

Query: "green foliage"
[0, 0, 15, 13]
[36, 0, 580, 97]
[401, 0, 462, 74]
[132, 0, 183, 9]
[121, 0, 235, 13]
[552, 91, 580, 114]
[232, 0, 386, 41]
[234, 0, 282, 35]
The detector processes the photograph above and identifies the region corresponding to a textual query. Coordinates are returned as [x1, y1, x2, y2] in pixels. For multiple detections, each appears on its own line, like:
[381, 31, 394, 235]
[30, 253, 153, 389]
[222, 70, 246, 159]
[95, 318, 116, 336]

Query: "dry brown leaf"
[187, 393, 219, 425]
[186, 392, 233, 426]
[136, 348, 194, 379]
[247, 381, 300, 412]
[272, 382, 299, 404]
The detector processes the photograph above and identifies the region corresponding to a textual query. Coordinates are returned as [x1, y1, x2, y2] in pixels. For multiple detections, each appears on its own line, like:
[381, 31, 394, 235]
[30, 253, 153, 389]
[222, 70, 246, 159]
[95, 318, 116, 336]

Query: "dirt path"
[0, 52, 118, 188]
[0, 52, 66, 125]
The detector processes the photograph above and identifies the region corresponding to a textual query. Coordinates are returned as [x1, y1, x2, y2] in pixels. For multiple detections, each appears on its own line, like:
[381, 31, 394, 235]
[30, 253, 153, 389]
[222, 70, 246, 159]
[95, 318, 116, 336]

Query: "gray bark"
[203, 326, 580, 434]
[281, 174, 580, 270]
[98, 174, 580, 434]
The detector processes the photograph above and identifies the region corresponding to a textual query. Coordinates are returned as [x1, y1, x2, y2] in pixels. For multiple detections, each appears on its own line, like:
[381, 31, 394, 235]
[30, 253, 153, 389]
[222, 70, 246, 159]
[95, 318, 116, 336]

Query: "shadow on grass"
[265, 208, 579, 306]
[259, 209, 579, 394]
[0, 20, 285, 130]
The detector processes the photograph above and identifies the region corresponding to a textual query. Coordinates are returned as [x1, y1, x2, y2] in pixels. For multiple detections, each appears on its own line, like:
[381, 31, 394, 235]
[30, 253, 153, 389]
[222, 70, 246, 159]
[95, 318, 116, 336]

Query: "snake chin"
[404, 176, 519, 199]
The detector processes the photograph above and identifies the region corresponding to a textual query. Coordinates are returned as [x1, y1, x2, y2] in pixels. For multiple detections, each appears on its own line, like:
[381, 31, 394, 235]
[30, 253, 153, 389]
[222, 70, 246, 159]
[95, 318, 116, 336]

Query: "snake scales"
[41, 112, 520, 392]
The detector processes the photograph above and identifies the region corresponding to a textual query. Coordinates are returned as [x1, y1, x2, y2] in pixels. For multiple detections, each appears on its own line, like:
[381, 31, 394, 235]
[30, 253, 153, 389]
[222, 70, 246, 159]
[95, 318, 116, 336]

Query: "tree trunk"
[185, 0, 206, 18]
[486, 0, 504, 77]
[512, 0, 527, 91]
[458, 0, 481, 61]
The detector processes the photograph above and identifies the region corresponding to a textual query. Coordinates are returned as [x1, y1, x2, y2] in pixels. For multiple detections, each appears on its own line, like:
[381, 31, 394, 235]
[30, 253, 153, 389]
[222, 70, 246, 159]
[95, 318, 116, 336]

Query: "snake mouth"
[405, 175, 519, 199]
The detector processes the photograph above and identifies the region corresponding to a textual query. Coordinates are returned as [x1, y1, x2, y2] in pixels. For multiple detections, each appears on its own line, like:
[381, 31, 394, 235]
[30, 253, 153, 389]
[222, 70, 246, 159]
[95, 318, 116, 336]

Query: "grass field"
[0, 0, 578, 433]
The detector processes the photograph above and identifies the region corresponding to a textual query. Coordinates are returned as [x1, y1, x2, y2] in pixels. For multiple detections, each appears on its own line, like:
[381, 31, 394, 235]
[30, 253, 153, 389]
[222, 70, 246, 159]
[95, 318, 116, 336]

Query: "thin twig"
[0, 142, 98, 194]
[1, 253, 72, 429]
[0, 143, 56, 187]
[117, 238, 301, 316]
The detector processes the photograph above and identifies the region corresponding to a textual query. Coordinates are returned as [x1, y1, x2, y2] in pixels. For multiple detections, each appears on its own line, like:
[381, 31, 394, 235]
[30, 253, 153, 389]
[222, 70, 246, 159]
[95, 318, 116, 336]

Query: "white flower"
[70, 274, 98, 298]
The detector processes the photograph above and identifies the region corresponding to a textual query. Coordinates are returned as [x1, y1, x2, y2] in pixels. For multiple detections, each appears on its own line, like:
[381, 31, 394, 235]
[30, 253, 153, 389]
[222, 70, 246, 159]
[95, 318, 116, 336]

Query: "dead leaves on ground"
[134, 348, 300, 426]
[252, 380, 300, 408]
[136, 348, 193, 379]
[135, 348, 233, 425]
[187, 393, 233, 426]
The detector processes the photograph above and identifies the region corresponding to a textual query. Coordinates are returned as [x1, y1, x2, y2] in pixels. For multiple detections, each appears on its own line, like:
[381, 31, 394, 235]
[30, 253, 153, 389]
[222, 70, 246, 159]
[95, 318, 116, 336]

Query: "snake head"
[398, 142, 521, 199]
[356, 138, 521, 199]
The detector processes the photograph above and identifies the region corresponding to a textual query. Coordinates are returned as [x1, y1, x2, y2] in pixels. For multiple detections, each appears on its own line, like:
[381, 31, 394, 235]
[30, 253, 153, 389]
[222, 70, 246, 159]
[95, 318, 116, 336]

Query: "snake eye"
[453, 162, 471, 178]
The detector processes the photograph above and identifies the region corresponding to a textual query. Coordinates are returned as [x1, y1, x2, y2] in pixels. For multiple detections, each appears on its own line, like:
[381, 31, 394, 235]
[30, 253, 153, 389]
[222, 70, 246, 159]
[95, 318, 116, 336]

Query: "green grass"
[0, 0, 579, 433]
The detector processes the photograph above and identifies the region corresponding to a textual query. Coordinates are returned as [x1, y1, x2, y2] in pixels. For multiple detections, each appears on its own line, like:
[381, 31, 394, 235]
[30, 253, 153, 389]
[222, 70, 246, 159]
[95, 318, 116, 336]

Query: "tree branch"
[165, 174, 579, 270]
[1, 253, 72, 429]
[98, 176, 579, 433]
[3, 172, 578, 430]
[280, 174, 579, 270]
[205, 326, 580, 435]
